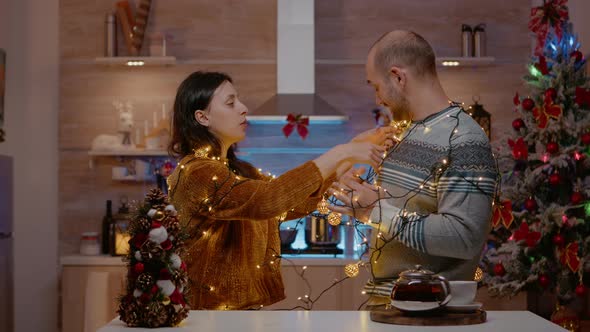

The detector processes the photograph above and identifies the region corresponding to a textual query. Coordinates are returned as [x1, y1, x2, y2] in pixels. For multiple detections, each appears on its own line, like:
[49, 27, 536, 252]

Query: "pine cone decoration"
[145, 188, 168, 207]
[135, 273, 154, 291]
[119, 298, 141, 327]
[140, 241, 164, 261]
[162, 217, 180, 233]
[170, 269, 188, 286]
[144, 302, 169, 328]
[118, 188, 189, 328]
[130, 217, 151, 234]
[166, 305, 189, 326]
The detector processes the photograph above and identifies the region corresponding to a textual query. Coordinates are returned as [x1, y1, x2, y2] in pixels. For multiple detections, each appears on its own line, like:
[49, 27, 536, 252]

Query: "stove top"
[281, 246, 343, 257]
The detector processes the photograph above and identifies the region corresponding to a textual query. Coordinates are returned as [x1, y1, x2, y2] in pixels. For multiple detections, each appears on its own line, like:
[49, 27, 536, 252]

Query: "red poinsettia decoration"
[513, 222, 541, 248]
[532, 99, 562, 129]
[528, 0, 569, 56]
[508, 137, 528, 160]
[575, 87, 590, 108]
[492, 200, 515, 229]
[282, 113, 310, 139]
[560, 242, 580, 272]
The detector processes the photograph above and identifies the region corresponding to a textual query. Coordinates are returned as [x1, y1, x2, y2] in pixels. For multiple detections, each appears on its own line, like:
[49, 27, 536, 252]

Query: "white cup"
[448, 281, 477, 305]
[111, 166, 127, 180]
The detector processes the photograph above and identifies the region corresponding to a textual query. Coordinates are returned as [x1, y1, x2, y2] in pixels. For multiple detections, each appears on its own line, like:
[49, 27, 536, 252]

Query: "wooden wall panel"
[60, 64, 275, 150]
[60, 0, 276, 60]
[315, 0, 530, 63]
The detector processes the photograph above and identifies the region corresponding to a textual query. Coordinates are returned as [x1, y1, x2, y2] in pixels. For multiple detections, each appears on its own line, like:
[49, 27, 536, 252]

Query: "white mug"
[448, 281, 477, 305]
[111, 166, 127, 180]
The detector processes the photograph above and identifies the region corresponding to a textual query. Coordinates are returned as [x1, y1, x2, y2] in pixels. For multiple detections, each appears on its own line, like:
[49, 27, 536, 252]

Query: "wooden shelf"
[437, 56, 496, 67]
[88, 149, 169, 157]
[316, 57, 496, 67]
[93, 56, 176, 66]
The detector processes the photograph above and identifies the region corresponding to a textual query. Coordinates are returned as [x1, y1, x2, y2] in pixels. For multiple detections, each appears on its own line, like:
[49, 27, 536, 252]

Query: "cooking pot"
[305, 213, 341, 246]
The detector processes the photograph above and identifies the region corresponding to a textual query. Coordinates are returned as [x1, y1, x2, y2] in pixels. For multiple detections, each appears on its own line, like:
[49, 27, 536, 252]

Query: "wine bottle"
[101, 200, 113, 254]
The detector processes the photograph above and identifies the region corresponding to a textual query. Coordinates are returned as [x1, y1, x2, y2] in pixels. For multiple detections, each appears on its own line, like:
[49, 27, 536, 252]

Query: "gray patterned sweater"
[364, 106, 497, 299]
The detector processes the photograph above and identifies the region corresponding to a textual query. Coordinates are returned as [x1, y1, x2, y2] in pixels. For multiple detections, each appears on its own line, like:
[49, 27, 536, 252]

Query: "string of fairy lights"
[166, 101, 500, 310]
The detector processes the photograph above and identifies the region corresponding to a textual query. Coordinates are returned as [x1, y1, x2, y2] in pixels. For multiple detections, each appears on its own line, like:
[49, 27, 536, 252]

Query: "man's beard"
[385, 83, 411, 121]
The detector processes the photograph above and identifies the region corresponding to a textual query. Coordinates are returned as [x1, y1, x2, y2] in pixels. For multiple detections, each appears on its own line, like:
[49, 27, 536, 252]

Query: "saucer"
[445, 302, 482, 312]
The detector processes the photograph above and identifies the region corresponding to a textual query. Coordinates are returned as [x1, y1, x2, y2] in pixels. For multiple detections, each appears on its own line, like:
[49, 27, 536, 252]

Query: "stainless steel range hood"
[247, 0, 348, 124]
[249, 94, 347, 123]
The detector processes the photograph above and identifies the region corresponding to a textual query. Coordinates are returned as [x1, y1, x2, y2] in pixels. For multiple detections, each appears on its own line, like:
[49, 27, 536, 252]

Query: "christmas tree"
[117, 189, 190, 327]
[482, 0, 590, 302]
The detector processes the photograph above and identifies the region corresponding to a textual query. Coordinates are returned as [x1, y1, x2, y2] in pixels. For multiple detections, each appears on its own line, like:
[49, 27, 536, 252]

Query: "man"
[329, 30, 497, 307]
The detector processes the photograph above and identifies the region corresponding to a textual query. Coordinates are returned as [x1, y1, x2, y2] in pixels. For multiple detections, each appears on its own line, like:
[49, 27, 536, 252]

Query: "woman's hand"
[351, 127, 399, 150]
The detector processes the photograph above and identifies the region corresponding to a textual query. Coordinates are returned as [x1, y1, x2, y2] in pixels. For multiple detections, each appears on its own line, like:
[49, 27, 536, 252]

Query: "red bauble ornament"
[571, 50, 584, 62]
[575, 284, 587, 297]
[525, 198, 537, 212]
[133, 262, 145, 274]
[571, 192, 584, 205]
[545, 88, 557, 102]
[582, 133, 590, 146]
[494, 262, 506, 277]
[539, 274, 550, 288]
[522, 98, 535, 111]
[549, 173, 561, 186]
[546, 142, 559, 154]
[552, 234, 565, 247]
[512, 119, 525, 131]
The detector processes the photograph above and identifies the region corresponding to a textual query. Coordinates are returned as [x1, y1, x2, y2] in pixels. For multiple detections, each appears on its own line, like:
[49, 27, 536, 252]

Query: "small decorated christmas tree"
[482, 0, 590, 303]
[117, 189, 190, 327]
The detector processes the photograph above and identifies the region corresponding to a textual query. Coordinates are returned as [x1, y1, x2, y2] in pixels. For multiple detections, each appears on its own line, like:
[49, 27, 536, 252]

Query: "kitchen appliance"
[390, 265, 452, 312]
[296, 213, 342, 255]
[0, 155, 14, 331]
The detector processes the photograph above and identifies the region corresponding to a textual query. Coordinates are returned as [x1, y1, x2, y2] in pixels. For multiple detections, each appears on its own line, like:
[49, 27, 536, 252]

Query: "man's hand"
[328, 167, 387, 222]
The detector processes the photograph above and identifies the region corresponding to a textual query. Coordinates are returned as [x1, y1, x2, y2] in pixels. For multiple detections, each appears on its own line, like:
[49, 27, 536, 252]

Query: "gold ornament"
[193, 146, 210, 158]
[344, 263, 360, 278]
[162, 296, 171, 305]
[474, 267, 483, 282]
[317, 197, 330, 215]
[278, 212, 288, 221]
[328, 212, 342, 226]
[153, 210, 165, 221]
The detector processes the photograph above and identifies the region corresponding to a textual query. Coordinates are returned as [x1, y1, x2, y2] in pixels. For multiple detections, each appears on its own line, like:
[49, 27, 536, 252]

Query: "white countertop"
[60, 254, 361, 267]
[97, 310, 566, 332]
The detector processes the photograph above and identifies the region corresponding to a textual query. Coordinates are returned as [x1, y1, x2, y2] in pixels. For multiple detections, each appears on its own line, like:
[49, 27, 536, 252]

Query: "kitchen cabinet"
[60, 255, 527, 332]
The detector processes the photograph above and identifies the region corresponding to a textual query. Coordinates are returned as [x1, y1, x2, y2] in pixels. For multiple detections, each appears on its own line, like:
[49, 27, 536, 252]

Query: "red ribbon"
[282, 114, 310, 139]
[513, 92, 520, 106]
[492, 200, 515, 229]
[575, 87, 590, 108]
[560, 242, 580, 272]
[528, 0, 569, 56]
[534, 56, 550, 76]
[513, 222, 541, 248]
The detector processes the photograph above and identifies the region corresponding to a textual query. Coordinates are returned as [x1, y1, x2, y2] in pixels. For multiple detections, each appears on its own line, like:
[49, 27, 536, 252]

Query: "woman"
[167, 71, 391, 310]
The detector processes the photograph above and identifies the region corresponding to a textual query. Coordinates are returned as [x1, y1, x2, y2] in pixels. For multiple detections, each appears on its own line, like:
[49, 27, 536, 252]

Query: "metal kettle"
[390, 265, 452, 312]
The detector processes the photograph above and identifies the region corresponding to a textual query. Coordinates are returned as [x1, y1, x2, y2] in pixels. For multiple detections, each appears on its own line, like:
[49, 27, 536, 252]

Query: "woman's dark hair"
[168, 71, 258, 178]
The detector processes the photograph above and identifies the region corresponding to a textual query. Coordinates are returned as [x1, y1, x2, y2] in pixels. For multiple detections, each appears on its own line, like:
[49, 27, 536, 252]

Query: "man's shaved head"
[370, 30, 437, 78]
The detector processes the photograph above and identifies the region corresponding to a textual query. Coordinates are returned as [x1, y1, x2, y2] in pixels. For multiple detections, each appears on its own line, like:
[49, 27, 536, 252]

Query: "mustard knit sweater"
[168, 156, 333, 310]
